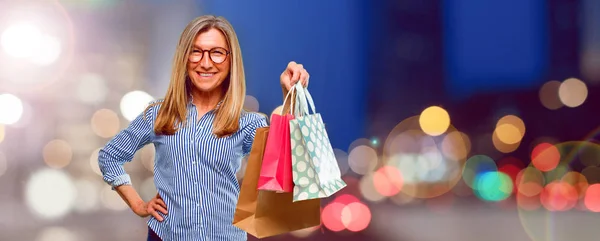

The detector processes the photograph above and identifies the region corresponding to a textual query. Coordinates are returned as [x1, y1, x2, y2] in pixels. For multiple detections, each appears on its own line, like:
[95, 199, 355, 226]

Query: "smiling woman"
[97, 15, 310, 241]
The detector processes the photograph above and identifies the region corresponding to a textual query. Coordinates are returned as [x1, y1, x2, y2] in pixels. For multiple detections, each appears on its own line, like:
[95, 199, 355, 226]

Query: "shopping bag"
[233, 127, 321, 238]
[290, 83, 347, 201]
[257, 87, 296, 192]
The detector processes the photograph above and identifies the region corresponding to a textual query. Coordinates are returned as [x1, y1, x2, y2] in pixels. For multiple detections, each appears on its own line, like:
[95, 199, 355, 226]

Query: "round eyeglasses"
[189, 47, 230, 64]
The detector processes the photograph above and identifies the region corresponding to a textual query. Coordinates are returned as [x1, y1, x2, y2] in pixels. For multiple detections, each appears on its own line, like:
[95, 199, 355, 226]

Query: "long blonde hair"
[152, 15, 246, 138]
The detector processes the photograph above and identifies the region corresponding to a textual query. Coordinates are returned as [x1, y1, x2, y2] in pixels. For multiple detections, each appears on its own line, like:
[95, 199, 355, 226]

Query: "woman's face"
[187, 28, 231, 94]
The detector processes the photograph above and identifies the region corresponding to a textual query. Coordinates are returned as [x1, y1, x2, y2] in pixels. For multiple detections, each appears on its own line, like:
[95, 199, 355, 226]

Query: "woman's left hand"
[280, 61, 309, 91]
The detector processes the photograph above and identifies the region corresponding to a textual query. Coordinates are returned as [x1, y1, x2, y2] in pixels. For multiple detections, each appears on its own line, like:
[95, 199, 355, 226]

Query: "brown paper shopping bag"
[233, 127, 321, 239]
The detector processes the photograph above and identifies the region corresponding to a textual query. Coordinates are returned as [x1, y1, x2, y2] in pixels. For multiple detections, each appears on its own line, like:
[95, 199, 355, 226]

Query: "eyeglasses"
[189, 47, 230, 64]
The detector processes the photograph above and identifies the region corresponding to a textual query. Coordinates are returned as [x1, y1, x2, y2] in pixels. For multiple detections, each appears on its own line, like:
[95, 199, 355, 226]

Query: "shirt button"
[192, 161, 196, 165]
[196, 203, 200, 207]
[194, 181, 198, 185]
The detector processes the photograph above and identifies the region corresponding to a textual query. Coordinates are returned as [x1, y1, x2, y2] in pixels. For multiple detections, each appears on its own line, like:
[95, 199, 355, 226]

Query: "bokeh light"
[462, 155, 497, 189]
[348, 145, 378, 175]
[492, 130, 520, 154]
[372, 166, 404, 197]
[441, 131, 471, 161]
[540, 181, 578, 211]
[91, 109, 120, 138]
[531, 143, 560, 172]
[0, 124, 5, 144]
[77, 73, 109, 105]
[558, 77, 588, 108]
[244, 95, 260, 112]
[321, 202, 346, 232]
[495, 115, 525, 145]
[538, 80, 563, 110]
[516, 167, 545, 197]
[0, 93, 24, 125]
[25, 169, 77, 219]
[42, 139, 73, 169]
[419, 106, 450, 136]
[359, 174, 386, 203]
[73, 179, 100, 213]
[581, 166, 600, 185]
[473, 171, 513, 202]
[30, 34, 62, 66]
[1, 22, 43, 58]
[561, 171, 589, 199]
[584, 184, 600, 212]
[120, 90, 154, 121]
[89, 148, 102, 176]
[341, 202, 371, 232]
[383, 116, 466, 199]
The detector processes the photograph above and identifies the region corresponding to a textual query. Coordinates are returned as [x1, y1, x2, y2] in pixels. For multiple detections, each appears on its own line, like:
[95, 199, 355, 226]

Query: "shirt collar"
[188, 94, 224, 110]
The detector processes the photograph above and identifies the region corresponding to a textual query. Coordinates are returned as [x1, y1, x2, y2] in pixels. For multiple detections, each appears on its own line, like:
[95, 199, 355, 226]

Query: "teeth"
[200, 73, 214, 77]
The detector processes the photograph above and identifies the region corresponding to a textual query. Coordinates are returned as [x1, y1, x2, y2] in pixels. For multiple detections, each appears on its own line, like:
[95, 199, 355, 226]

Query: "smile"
[198, 72, 216, 77]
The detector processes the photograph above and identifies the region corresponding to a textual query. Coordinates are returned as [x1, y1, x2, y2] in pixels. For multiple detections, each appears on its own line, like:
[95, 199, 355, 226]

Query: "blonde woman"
[98, 15, 309, 241]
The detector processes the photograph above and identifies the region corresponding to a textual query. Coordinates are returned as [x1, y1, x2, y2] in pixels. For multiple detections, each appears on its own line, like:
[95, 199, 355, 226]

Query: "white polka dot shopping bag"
[289, 83, 347, 202]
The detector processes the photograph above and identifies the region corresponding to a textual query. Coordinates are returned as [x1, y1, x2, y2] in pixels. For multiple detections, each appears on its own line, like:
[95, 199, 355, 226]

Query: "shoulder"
[239, 110, 269, 128]
[142, 99, 164, 121]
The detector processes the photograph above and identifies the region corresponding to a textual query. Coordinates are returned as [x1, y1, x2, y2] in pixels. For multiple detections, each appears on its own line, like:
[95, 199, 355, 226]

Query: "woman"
[98, 15, 309, 241]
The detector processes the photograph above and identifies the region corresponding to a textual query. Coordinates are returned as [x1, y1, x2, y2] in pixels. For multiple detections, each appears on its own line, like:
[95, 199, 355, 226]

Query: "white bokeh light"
[29, 34, 62, 66]
[77, 73, 108, 104]
[1, 22, 43, 58]
[25, 169, 77, 219]
[120, 90, 154, 121]
[0, 93, 24, 125]
[73, 179, 100, 213]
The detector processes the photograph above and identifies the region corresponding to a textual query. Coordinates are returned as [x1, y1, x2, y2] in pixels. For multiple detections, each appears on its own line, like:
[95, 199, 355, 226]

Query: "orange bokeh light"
[372, 166, 404, 197]
[584, 184, 600, 212]
[540, 181, 578, 211]
[531, 143, 560, 172]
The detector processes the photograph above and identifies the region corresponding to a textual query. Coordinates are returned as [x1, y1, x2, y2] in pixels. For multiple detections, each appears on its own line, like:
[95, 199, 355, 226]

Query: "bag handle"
[293, 82, 316, 116]
[281, 85, 297, 115]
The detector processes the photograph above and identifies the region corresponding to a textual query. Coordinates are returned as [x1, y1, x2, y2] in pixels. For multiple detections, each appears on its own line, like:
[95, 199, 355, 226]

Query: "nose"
[199, 52, 213, 70]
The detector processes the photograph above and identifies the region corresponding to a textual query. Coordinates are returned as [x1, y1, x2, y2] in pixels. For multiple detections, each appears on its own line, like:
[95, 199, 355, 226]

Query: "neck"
[191, 87, 224, 112]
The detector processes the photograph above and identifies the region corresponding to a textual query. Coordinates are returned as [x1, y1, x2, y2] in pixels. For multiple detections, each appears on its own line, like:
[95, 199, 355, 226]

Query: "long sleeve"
[98, 104, 156, 188]
[241, 112, 269, 156]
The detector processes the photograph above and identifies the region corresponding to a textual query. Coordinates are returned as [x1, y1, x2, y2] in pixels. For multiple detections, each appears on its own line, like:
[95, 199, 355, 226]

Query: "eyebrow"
[193, 44, 228, 50]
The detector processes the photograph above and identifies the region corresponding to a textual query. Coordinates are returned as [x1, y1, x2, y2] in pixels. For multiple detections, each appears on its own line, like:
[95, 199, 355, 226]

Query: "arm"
[98, 104, 155, 215]
[242, 113, 269, 156]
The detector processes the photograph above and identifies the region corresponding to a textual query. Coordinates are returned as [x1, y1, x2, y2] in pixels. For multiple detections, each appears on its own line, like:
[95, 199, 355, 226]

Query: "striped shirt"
[98, 99, 268, 241]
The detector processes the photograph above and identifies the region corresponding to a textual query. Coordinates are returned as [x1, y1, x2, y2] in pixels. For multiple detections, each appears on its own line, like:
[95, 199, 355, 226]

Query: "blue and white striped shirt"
[98, 99, 268, 241]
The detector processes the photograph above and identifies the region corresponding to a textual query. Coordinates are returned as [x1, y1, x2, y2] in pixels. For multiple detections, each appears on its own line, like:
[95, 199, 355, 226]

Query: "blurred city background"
[0, 0, 599, 240]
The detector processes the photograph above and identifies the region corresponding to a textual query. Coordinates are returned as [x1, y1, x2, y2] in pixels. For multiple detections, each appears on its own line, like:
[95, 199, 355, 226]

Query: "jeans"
[147, 227, 162, 241]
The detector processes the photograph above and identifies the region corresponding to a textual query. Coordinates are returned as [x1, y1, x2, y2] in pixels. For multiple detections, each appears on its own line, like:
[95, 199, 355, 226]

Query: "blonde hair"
[152, 15, 246, 138]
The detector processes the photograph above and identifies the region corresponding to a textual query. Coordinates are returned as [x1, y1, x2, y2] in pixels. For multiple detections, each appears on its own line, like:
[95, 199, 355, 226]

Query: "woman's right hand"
[132, 193, 168, 221]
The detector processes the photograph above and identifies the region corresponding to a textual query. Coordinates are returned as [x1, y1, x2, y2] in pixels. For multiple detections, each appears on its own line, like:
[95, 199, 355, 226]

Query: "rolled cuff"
[108, 174, 132, 190]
